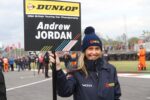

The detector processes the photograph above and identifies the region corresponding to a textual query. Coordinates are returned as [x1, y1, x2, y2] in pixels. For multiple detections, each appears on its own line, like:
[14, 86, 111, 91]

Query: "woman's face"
[85, 46, 102, 60]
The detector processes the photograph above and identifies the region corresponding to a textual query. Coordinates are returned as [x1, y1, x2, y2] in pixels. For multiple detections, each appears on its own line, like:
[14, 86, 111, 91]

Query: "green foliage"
[109, 61, 150, 72]
[61, 61, 150, 73]
[128, 37, 139, 46]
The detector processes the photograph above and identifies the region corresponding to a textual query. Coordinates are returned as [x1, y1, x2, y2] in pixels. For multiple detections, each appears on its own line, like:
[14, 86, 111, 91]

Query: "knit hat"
[81, 26, 102, 52]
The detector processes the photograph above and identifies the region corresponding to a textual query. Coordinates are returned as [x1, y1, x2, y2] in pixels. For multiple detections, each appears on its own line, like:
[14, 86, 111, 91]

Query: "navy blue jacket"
[57, 58, 121, 100]
[0, 71, 7, 100]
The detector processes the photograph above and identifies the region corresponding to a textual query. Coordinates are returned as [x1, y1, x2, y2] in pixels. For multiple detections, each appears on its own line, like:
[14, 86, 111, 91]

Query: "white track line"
[146, 97, 150, 100]
[7, 78, 52, 91]
[118, 73, 150, 79]
[20, 76, 35, 79]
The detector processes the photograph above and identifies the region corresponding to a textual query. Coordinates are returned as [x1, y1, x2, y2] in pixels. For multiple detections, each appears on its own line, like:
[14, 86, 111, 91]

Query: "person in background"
[30, 55, 36, 70]
[44, 52, 50, 78]
[9, 56, 14, 71]
[3, 57, 9, 72]
[38, 54, 44, 74]
[103, 49, 109, 63]
[15, 57, 19, 70]
[137, 45, 146, 70]
[27, 56, 32, 70]
[63, 52, 71, 72]
[18, 57, 25, 72]
[70, 51, 78, 69]
[22, 56, 27, 70]
[50, 26, 121, 100]
[35, 55, 39, 71]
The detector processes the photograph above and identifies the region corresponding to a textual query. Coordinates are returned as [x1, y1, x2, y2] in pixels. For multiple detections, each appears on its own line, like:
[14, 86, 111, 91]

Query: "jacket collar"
[85, 57, 109, 72]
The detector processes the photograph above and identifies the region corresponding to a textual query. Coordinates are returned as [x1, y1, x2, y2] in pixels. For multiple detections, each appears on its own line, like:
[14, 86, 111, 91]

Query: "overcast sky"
[0, 0, 150, 48]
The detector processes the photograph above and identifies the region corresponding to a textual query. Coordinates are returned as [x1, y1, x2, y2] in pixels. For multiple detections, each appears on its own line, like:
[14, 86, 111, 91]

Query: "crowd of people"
[0, 51, 80, 79]
[0, 53, 51, 78]
[0, 56, 29, 72]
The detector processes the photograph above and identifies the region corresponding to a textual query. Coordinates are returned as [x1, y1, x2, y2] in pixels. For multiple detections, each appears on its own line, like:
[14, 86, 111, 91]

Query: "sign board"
[24, 0, 81, 51]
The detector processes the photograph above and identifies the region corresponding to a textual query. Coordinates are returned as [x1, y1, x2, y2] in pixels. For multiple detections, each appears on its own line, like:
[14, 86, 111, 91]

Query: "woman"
[50, 26, 121, 100]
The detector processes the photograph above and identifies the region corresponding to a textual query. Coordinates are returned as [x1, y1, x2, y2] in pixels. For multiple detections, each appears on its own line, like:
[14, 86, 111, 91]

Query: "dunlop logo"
[37, 5, 78, 12]
[41, 46, 52, 51]
[27, 4, 78, 11]
[25, 1, 80, 16]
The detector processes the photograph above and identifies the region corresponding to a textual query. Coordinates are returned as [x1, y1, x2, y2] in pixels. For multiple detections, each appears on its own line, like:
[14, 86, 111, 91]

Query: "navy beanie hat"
[81, 26, 102, 52]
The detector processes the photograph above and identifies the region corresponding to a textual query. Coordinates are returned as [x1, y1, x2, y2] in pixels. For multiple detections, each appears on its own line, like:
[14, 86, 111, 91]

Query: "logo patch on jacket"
[82, 84, 93, 87]
[105, 82, 115, 88]
[89, 40, 100, 44]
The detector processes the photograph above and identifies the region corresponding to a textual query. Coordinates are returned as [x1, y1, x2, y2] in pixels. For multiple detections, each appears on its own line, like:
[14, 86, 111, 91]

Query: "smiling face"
[85, 46, 102, 60]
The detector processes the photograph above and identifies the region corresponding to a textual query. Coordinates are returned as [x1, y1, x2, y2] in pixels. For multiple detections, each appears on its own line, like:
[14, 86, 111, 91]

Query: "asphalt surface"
[3, 70, 150, 100]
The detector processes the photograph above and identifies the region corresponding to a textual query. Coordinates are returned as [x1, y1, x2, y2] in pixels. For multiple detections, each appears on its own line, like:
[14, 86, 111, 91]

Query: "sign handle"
[51, 51, 57, 100]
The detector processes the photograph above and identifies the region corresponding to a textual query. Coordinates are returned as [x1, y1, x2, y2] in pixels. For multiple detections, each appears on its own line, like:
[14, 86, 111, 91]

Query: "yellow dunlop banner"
[25, 0, 80, 16]
[24, 0, 81, 51]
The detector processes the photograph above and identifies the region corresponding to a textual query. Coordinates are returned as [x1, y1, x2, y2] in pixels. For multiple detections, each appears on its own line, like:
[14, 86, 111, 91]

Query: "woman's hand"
[49, 52, 61, 71]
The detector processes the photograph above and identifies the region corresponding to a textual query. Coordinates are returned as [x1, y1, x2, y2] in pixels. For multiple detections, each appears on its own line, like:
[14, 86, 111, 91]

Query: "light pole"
[123, 15, 128, 51]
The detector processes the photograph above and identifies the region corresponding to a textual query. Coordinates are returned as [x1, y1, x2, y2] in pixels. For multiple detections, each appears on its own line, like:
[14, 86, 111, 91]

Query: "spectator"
[63, 52, 71, 71]
[103, 49, 109, 63]
[137, 45, 146, 70]
[9, 56, 14, 71]
[44, 52, 50, 78]
[3, 58, 9, 72]
[38, 54, 44, 74]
